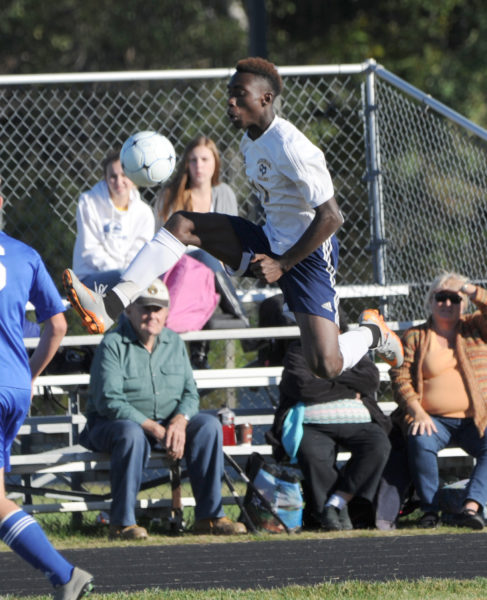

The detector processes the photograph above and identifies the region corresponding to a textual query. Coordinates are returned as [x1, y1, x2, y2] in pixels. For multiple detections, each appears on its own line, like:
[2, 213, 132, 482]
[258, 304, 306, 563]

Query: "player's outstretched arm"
[29, 312, 67, 381]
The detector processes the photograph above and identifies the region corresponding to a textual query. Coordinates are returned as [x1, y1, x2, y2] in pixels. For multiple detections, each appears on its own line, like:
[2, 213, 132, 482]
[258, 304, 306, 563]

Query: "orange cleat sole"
[62, 270, 106, 335]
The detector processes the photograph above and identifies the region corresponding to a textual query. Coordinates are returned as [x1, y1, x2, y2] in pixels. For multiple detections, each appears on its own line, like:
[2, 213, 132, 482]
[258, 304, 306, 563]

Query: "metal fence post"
[363, 59, 389, 315]
[364, 59, 386, 284]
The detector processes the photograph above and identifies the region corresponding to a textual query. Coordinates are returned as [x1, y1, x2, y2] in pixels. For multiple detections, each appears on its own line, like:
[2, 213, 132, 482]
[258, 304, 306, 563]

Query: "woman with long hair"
[154, 135, 235, 226]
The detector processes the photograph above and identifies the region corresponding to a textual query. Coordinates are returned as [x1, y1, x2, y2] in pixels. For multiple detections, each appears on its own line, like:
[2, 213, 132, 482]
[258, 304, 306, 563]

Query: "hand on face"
[431, 288, 463, 329]
[430, 276, 467, 329]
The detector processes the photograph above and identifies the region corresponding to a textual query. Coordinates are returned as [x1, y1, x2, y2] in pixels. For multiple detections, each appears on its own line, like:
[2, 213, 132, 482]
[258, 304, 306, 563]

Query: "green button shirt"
[86, 317, 199, 425]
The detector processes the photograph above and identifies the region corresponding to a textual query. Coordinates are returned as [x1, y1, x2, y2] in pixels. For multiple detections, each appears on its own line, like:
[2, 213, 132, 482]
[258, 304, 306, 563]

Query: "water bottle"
[217, 405, 236, 446]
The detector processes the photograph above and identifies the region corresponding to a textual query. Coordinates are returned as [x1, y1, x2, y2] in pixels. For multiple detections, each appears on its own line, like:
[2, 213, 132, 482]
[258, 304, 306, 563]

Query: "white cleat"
[63, 269, 114, 334]
[359, 309, 404, 368]
[53, 567, 94, 600]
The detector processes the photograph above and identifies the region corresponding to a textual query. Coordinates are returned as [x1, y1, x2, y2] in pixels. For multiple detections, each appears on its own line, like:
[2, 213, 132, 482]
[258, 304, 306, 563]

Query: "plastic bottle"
[217, 405, 236, 446]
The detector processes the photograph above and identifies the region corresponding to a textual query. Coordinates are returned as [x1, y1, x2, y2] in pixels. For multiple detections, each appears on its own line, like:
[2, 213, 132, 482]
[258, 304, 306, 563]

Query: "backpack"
[241, 452, 303, 533]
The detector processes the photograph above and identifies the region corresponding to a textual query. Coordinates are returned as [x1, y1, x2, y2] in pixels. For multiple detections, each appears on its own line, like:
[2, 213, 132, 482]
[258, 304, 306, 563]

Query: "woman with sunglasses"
[390, 272, 487, 529]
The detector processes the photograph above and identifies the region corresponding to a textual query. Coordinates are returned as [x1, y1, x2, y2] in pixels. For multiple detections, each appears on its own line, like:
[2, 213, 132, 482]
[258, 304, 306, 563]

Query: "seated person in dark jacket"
[267, 310, 391, 530]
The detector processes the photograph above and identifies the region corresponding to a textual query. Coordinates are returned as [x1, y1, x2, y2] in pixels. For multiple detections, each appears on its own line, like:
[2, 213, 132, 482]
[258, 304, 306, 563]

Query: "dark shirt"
[266, 341, 391, 460]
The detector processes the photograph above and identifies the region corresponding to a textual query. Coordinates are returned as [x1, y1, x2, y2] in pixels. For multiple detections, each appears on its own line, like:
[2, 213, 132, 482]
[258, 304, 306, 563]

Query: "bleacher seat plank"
[237, 283, 410, 304]
[31, 363, 391, 397]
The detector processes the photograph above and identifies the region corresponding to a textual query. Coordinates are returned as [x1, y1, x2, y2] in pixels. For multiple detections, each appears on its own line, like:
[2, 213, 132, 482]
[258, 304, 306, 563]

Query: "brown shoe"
[108, 524, 149, 540]
[193, 516, 247, 535]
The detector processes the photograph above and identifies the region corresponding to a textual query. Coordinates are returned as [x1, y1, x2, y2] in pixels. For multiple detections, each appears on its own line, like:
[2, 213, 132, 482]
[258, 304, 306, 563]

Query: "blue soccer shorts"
[0, 387, 31, 472]
[227, 216, 340, 325]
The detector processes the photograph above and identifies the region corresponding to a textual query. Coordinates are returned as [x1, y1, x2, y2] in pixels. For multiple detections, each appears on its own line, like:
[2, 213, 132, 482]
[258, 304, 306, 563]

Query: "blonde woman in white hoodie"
[72, 150, 155, 292]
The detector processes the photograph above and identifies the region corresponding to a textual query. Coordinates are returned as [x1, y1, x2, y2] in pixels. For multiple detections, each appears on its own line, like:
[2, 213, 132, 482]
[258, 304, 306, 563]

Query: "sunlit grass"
[9, 578, 487, 600]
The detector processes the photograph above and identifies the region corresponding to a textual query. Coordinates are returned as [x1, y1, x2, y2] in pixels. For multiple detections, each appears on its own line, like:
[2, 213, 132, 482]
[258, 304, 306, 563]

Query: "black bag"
[257, 294, 295, 366]
[44, 346, 95, 375]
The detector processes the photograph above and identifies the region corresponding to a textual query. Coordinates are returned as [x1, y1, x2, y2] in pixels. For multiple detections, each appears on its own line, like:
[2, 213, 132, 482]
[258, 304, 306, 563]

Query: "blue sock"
[0, 509, 73, 587]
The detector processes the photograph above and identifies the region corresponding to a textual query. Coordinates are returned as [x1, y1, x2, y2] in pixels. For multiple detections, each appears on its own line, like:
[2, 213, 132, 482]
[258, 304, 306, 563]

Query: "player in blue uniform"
[0, 186, 93, 599]
[63, 57, 403, 378]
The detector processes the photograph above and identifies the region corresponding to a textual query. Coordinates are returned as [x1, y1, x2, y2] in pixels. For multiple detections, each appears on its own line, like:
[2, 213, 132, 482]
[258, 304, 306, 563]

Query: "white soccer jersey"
[240, 115, 335, 255]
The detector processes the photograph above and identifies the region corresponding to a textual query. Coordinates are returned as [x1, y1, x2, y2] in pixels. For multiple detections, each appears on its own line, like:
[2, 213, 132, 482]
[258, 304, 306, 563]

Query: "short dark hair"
[235, 57, 283, 97]
[102, 148, 122, 177]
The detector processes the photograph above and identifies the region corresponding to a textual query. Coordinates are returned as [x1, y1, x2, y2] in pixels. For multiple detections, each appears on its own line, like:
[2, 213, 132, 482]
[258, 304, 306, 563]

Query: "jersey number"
[0, 244, 5, 291]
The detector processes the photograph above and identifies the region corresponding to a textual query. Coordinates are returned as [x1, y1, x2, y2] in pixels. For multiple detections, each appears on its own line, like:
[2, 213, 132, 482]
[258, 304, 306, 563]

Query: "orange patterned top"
[390, 285, 487, 436]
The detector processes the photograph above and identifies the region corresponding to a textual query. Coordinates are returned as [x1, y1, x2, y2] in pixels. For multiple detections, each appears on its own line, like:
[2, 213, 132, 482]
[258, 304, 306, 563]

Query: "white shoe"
[53, 567, 93, 600]
[63, 269, 114, 334]
[359, 309, 404, 368]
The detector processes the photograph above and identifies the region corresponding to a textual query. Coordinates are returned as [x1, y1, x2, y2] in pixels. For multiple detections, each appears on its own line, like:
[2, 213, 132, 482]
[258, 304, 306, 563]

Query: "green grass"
[1, 505, 484, 551]
[7, 578, 487, 600]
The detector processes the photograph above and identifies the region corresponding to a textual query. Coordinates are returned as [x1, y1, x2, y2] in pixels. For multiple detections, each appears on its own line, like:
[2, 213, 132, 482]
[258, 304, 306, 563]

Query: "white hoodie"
[72, 180, 155, 279]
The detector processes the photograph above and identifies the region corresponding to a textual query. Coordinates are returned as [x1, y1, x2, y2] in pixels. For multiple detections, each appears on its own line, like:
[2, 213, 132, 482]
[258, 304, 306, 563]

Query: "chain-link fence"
[0, 67, 370, 300]
[2, 62, 486, 325]
[375, 76, 487, 322]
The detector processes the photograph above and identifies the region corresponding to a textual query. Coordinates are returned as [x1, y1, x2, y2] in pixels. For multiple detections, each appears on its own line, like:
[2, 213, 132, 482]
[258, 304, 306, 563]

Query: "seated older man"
[80, 278, 246, 539]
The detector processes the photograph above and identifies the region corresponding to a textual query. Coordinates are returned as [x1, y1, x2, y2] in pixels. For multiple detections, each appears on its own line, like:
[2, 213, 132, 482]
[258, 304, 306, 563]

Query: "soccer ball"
[120, 131, 176, 187]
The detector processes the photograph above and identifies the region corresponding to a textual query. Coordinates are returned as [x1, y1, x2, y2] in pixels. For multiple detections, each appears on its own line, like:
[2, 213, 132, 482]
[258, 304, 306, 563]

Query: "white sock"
[111, 281, 144, 308]
[338, 327, 373, 372]
[325, 494, 347, 510]
[112, 228, 186, 306]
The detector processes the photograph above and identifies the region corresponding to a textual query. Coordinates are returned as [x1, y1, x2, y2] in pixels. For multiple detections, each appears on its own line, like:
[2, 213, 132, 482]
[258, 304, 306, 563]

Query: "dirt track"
[1, 533, 486, 597]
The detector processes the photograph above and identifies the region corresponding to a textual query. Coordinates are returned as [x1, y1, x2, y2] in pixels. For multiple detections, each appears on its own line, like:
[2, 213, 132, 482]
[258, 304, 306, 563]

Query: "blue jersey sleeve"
[0, 233, 65, 390]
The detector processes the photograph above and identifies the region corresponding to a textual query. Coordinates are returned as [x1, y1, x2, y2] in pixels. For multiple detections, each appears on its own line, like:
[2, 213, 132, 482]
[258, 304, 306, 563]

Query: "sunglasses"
[434, 291, 462, 304]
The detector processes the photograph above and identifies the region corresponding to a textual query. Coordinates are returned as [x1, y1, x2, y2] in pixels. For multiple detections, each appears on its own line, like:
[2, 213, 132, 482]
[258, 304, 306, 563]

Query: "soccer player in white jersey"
[0, 184, 93, 599]
[64, 57, 403, 378]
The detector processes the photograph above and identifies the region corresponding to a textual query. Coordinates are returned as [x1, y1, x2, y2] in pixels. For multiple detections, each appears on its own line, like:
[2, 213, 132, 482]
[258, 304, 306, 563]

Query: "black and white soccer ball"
[120, 131, 176, 187]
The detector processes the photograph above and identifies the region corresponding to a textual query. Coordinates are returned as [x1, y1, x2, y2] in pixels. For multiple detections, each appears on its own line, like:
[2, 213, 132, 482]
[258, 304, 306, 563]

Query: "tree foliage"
[0, 0, 247, 71]
[1, 0, 486, 123]
[266, 0, 487, 127]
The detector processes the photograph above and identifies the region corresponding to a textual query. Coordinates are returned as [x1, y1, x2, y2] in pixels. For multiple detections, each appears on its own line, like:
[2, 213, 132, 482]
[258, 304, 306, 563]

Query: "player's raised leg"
[64, 212, 242, 334]
[294, 313, 344, 379]
[295, 309, 403, 379]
